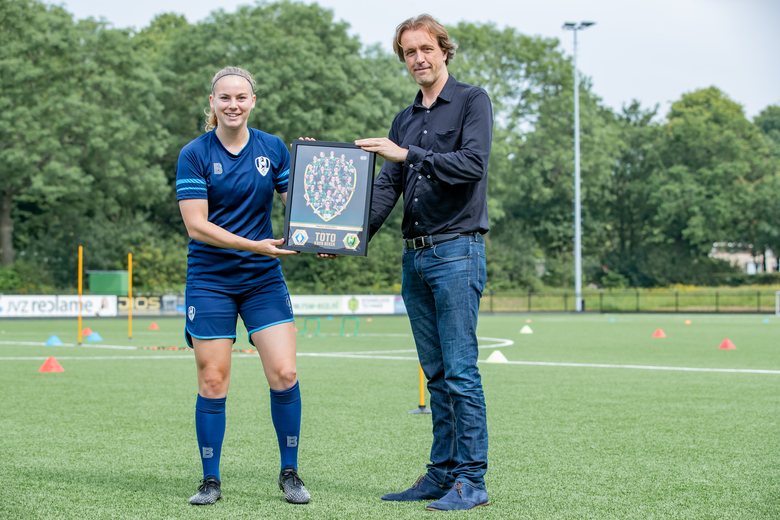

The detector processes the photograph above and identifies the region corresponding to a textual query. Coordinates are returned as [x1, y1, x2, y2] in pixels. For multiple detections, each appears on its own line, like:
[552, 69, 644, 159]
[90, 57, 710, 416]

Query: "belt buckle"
[412, 237, 425, 250]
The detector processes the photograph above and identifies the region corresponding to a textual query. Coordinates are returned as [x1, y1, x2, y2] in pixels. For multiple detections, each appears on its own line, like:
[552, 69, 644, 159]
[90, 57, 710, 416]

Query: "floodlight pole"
[562, 21, 595, 312]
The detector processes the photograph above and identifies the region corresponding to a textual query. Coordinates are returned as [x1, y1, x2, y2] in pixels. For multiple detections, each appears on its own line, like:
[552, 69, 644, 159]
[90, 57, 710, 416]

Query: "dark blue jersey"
[176, 128, 290, 289]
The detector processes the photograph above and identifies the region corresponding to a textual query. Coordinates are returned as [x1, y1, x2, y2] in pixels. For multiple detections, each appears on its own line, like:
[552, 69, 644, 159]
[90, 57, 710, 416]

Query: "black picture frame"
[282, 140, 376, 256]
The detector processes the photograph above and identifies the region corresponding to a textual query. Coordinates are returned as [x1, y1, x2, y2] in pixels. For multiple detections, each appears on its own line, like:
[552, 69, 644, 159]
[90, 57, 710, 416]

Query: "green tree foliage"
[589, 102, 661, 286]
[755, 105, 780, 157]
[595, 89, 780, 286]
[0, 0, 170, 288]
[645, 87, 778, 284]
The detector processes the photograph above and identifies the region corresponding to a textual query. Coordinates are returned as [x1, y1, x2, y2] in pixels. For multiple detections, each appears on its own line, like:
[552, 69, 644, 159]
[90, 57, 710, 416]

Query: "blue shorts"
[184, 280, 294, 348]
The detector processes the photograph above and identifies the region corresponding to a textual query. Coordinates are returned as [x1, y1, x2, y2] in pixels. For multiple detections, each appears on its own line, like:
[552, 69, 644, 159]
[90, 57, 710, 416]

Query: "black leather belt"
[404, 233, 477, 250]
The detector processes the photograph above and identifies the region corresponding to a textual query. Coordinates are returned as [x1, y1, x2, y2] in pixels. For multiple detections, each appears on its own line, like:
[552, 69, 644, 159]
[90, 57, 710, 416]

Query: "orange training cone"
[652, 329, 666, 338]
[82, 327, 93, 336]
[684, 320, 691, 325]
[149, 322, 159, 330]
[39, 357, 64, 372]
[718, 339, 736, 350]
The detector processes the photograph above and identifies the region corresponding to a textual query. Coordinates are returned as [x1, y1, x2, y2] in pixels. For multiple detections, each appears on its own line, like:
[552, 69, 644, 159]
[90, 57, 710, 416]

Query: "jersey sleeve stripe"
[176, 179, 207, 186]
[277, 169, 289, 180]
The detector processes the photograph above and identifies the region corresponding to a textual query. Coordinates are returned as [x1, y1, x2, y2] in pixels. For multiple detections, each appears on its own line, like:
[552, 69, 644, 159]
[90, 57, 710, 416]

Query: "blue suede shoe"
[381, 475, 449, 501]
[425, 481, 489, 510]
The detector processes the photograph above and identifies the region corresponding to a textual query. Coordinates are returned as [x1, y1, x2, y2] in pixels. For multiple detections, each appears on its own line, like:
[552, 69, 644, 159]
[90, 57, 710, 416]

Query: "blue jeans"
[401, 235, 488, 488]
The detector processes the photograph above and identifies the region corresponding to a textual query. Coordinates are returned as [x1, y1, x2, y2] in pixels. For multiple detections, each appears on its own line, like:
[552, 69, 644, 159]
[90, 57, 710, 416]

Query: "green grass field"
[2, 313, 779, 519]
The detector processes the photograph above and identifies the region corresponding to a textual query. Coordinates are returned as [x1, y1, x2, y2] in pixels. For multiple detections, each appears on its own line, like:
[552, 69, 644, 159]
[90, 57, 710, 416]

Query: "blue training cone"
[46, 335, 63, 346]
[86, 332, 103, 342]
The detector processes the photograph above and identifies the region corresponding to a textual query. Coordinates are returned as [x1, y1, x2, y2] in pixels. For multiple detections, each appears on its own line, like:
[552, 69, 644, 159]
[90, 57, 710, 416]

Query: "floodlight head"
[562, 22, 576, 30]
[580, 21, 596, 29]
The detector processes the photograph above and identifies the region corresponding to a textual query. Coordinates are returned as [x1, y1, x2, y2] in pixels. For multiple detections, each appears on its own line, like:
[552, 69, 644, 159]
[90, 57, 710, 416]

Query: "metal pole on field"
[563, 21, 595, 312]
[409, 364, 431, 414]
[78, 246, 83, 345]
[128, 253, 133, 340]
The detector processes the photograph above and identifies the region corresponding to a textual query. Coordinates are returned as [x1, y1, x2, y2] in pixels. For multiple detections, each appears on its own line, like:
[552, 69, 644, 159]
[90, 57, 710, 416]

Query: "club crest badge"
[343, 233, 360, 250]
[302, 151, 357, 222]
[255, 156, 270, 176]
[188, 306, 196, 321]
[292, 229, 309, 246]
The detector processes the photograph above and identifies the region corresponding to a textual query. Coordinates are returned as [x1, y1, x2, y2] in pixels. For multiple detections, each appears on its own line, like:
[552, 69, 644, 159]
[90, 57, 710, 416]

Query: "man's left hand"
[355, 138, 408, 163]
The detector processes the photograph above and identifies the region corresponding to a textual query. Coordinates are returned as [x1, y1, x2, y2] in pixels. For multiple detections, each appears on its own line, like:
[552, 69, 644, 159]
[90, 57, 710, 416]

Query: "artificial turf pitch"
[1, 314, 778, 519]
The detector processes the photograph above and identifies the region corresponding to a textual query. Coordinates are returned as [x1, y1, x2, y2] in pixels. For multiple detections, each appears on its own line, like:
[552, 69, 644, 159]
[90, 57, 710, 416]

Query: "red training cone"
[718, 339, 736, 350]
[149, 322, 159, 330]
[39, 357, 64, 372]
[652, 329, 666, 338]
[82, 327, 93, 336]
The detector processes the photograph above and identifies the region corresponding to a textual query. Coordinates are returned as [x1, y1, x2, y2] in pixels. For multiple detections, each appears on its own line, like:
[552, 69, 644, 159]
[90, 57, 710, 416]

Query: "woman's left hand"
[254, 238, 300, 258]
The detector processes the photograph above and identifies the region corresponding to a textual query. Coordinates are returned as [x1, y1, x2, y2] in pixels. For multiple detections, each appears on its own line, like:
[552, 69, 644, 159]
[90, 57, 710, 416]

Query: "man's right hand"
[355, 138, 408, 163]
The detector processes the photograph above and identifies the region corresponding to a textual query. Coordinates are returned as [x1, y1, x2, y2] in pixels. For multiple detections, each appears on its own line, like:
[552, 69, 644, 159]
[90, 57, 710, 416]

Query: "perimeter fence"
[484, 289, 780, 314]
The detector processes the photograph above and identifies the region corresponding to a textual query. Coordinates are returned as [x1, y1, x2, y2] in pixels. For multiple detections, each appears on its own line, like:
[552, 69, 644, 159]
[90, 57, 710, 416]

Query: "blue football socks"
[269, 381, 301, 470]
[195, 394, 226, 481]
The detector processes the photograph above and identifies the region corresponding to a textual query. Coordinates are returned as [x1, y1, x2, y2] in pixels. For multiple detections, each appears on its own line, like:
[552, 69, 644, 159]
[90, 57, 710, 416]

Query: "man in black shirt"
[356, 14, 493, 512]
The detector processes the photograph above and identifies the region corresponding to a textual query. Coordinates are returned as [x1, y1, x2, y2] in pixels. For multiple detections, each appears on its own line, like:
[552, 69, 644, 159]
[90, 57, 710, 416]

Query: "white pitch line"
[1, 354, 253, 361]
[492, 360, 780, 375]
[298, 353, 420, 361]
[329, 336, 514, 355]
[0, 340, 137, 350]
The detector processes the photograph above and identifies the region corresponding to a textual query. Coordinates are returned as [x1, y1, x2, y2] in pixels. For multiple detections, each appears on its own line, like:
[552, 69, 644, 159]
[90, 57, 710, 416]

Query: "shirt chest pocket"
[433, 128, 459, 153]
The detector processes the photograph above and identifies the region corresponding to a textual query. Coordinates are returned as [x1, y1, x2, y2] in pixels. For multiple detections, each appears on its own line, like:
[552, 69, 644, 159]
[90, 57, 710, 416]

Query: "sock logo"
[287, 436, 298, 448]
[202, 447, 213, 459]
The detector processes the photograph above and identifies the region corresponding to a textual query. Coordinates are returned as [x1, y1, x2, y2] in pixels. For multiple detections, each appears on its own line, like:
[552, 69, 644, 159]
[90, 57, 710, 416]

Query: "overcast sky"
[56, 0, 779, 119]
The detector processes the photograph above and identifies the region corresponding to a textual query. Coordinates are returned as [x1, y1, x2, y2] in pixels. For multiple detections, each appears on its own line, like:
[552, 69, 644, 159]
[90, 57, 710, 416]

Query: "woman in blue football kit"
[176, 66, 310, 506]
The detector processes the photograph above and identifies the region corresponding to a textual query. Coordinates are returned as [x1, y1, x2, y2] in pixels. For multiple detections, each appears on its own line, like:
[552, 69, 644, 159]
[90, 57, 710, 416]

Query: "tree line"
[1, 0, 779, 294]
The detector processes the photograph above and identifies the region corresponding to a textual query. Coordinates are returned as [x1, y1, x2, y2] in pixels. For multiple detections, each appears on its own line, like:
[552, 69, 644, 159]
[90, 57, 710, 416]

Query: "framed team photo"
[283, 140, 376, 256]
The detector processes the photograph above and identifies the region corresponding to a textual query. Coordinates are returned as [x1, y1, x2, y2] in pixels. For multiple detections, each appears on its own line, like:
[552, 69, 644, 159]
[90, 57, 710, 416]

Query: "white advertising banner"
[290, 295, 343, 315]
[0, 295, 118, 318]
[341, 295, 396, 315]
[289, 295, 401, 315]
[0, 294, 405, 318]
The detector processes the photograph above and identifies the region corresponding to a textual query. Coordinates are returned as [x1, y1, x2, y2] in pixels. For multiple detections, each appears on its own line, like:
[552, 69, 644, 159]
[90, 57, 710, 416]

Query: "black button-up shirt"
[369, 74, 493, 240]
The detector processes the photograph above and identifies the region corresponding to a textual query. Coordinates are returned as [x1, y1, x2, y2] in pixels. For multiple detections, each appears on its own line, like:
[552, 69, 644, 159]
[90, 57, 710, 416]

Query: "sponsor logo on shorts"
[343, 233, 360, 250]
[292, 229, 308, 246]
[255, 156, 270, 176]
[202, 447, 213, 458]
[287, 436, 298, 448]
[188, 306, 196, 321]
[213, 162, 223, 175]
